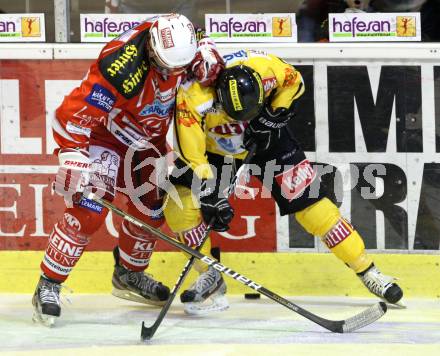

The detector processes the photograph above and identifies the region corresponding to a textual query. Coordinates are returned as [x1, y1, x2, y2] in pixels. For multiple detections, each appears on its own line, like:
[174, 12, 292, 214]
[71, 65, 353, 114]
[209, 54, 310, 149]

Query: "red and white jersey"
[53, 20, 185, 152]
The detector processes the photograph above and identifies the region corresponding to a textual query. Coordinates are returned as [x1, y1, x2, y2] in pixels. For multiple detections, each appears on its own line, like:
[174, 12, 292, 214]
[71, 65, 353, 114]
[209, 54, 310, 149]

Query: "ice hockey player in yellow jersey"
[164, 49, 403, 314]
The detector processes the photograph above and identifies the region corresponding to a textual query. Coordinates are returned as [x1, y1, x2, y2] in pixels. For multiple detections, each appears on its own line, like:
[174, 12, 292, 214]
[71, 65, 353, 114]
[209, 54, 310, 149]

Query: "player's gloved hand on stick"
[198, 179, 234, 232]
[191, 36, 225, 87]
[243, 105, 294, 152]
[53, 148, 90, 208]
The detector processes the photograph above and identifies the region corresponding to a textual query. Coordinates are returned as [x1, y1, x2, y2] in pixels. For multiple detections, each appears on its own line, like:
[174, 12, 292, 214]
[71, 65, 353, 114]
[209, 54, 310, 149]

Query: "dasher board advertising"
[80, 14, 157, 42]
[329, 12, 421, 42]
[0, 14, 45, 42]
[205, 13, 297, 43]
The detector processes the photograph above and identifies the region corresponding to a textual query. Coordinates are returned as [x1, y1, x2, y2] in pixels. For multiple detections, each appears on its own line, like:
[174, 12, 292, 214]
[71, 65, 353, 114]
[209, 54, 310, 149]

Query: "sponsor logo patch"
[262, 77, 277, 91]
[63, 213, 81, 231]
[85, 84, 116, 112]
[177, 101, 198, 127]
[323, 218, 353, 249]
[209, 122, 247, 135]
[182, 222, 208, 248]
[283, 67, 297, 88]
[139, 98, 174, 117]
[66, 121, 92, 136]
[272, 17, 292, 37]
[78, 197, 103, 213]
[106, 44, 138, 77]
[275, 159, 316, 201]
[98, 32, 150, 99]
[229, 79, 243, 111]
[396, 16, 416, 37]
[21, 17, 41, 37]
[160, 27, 175, 48]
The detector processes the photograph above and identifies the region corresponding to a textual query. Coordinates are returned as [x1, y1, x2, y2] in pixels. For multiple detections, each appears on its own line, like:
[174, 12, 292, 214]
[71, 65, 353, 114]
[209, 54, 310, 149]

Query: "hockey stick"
[140, 145, 257, 340]
[86, 191, 387, 334]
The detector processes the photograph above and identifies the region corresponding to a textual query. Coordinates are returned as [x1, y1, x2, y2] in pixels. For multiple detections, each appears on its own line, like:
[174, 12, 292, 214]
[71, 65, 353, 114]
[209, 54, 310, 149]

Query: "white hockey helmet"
[149, 14, 197, 71]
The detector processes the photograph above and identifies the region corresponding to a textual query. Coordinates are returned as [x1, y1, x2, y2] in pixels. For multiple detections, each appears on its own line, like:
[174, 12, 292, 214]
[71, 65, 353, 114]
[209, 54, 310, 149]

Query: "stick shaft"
[141, 145, 257, 339]
[89, 194, 386, 334]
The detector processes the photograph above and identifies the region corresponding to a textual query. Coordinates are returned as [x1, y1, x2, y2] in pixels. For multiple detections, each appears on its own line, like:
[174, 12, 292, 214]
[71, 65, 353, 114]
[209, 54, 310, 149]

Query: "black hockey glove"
[199, 180, 234, 232]
[243, 106, 294, 152]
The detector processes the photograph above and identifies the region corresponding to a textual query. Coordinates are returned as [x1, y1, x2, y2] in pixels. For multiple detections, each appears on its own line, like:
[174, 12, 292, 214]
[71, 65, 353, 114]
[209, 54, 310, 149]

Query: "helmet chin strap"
[150, 56, 187, 79]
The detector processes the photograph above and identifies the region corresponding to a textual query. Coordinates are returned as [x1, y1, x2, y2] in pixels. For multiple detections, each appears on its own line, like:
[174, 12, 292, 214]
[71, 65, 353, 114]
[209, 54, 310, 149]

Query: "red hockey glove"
[191, 37, 225, 87]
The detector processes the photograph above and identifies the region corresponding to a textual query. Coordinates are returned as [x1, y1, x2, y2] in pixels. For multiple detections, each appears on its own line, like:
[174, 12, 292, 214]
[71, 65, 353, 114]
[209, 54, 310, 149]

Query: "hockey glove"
[53, 148, 91, 208]
[191, 37, 225, 87]
[243, 106, 294, 152]
[198, 179, 234, 232]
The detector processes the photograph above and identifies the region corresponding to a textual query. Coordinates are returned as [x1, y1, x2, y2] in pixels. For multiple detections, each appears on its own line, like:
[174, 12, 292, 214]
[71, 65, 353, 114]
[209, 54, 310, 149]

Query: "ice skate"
[358, 264, 404, 307]
[32, 275, 61, 327]
[111, 248, 170, 306]
[180, 266, 229, 315]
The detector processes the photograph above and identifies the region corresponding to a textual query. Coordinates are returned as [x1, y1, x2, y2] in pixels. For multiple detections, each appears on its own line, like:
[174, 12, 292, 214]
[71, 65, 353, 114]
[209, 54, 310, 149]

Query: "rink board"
[1, 251, 439, 297]
[3, 43, 440, 255]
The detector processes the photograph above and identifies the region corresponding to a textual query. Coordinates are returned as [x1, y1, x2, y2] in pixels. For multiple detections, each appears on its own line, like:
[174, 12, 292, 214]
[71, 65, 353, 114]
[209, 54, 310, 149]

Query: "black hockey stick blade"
[141, 320, 155, 340]
[318, 301, 387, 333]
[140, 244, 203, 341]
[339, 301, 387, 333]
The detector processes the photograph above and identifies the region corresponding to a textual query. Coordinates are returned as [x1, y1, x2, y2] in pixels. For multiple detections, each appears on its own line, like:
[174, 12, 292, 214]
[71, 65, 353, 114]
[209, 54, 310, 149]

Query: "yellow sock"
[295, 198, 373, 273]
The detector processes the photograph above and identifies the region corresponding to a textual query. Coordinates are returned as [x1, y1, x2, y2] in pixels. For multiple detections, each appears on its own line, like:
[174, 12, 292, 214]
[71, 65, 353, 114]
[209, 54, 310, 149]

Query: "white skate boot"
[358, 264, 404, 306]
[180, 266, 229, 315]
[112, 248, 170, 306]
[32, 276, 61, 327]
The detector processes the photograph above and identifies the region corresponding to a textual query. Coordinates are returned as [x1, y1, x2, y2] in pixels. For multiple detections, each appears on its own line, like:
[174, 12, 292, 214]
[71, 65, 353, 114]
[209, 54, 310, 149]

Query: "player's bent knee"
[164, 185, 211, 272]
[295, 197, 341, 237]
[64, 206, 108, 236]
[295, 197, 371, 272]
[164, 185, 203, 235]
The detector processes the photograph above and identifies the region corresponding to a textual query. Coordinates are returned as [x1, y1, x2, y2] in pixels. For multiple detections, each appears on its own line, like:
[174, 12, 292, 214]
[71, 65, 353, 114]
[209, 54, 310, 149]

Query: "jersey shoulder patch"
[98, 30, 150, 99]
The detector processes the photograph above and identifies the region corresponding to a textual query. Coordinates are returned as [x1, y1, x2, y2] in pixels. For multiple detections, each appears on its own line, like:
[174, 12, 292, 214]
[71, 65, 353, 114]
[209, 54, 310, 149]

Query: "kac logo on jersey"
[85, 84, 116, 113]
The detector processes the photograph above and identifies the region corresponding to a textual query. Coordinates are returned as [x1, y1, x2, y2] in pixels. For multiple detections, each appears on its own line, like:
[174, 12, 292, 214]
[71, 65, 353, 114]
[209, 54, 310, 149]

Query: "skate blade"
[32, 310, 57, 327]
[184, 295, 229, 316]
[384, 298, 407, 309]
[111, 287, 166, 307]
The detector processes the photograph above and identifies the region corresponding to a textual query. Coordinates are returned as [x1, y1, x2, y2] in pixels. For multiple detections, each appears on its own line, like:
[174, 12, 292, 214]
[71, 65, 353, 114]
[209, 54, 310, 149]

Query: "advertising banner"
[282, 63, 439, 253]
[0, 59, 276, 252]
[80, 14, 157, 42]
[328, 12, 421, 42]
[205, 14, 297, 43]
[0, 14, 45, 42]
[1, 57, 439, 253]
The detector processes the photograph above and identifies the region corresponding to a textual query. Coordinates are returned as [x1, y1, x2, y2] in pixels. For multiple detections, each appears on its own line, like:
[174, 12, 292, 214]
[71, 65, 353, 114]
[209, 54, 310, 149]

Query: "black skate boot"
[32, 275, 61, 327]
[111, 247, 170, 306]
[180, 266, 229, 315]
[358, 264, 404, 305]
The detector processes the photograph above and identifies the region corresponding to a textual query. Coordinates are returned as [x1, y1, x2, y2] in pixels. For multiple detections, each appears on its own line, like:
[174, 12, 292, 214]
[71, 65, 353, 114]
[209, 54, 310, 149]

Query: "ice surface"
[0, 294, 439, 355]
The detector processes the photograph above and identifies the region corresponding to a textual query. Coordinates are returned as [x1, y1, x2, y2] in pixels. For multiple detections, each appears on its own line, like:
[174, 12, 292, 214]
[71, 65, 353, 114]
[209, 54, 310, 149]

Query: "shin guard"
[295, 198, 373, 273]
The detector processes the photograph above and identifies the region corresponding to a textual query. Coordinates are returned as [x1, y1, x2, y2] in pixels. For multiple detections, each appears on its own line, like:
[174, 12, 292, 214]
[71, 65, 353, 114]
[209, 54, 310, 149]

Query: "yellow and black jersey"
[174, 49, 305, 179]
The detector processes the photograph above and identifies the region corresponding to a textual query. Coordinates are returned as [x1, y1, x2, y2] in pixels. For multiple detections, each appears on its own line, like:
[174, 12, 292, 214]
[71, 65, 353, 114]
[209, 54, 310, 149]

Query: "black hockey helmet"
[216, 65, 264, 122]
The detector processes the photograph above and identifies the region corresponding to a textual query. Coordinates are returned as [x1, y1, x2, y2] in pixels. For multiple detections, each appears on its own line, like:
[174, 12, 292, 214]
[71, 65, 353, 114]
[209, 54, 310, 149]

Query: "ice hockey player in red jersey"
[32, 13, 224, 326]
